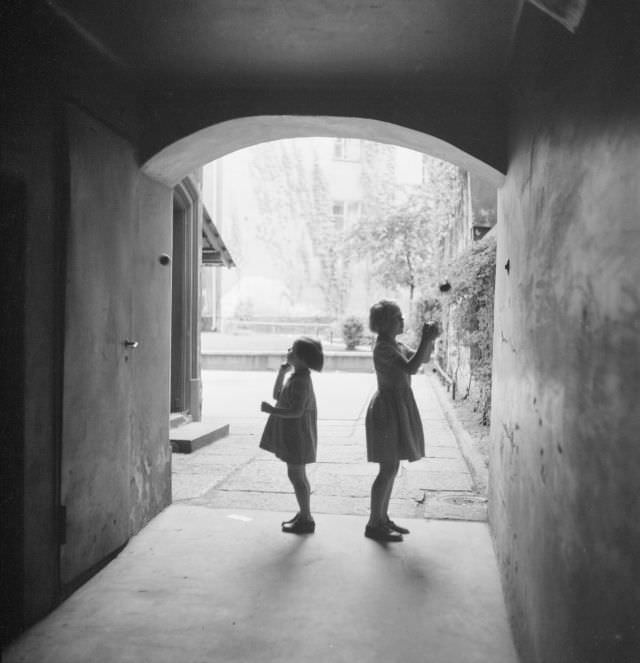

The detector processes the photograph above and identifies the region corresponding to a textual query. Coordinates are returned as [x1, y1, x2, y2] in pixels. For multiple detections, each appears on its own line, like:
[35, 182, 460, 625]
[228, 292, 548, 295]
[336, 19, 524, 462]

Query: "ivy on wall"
[446, 232, 497, 423]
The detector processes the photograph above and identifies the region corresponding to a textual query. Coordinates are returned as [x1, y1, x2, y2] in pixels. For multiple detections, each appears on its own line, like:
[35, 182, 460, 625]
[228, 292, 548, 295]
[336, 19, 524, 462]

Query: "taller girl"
[365, 300, 440, 542]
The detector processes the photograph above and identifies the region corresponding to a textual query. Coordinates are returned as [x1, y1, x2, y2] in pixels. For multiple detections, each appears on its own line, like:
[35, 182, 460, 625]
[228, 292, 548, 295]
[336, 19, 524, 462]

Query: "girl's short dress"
[259, 369, 318, 464]
[365, 338, 425, 463]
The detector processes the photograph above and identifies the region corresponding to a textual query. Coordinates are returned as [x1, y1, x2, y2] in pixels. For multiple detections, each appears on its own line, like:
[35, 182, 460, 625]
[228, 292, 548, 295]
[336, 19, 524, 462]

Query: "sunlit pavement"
[173, 369, 488, 521]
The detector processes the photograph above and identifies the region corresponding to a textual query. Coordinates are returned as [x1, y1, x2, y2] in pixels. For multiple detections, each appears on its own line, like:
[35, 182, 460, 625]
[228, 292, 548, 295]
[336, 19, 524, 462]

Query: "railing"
[220, 318, 334, 338]
[432, 358, 456, 400]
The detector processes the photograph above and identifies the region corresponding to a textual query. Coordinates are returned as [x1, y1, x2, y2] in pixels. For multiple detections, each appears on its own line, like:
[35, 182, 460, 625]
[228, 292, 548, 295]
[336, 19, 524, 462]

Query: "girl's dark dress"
[259, 368, 318, 464]
[365, 338, 425, 463]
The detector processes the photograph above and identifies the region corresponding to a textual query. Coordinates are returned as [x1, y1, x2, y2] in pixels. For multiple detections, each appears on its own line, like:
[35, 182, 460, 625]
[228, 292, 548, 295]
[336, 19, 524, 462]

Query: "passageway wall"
[490, 3, 640, 662]
[1, 11, 173, 634]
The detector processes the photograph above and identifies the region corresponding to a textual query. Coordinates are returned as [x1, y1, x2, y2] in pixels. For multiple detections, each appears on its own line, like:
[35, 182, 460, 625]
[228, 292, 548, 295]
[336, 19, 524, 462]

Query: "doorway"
[171, 180, 202, 422]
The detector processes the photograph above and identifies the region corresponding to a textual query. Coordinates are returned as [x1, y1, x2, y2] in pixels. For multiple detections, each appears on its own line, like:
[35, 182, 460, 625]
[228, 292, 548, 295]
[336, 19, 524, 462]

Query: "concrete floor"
[5, 369, 518, 662]
[5, 506, 519, 663]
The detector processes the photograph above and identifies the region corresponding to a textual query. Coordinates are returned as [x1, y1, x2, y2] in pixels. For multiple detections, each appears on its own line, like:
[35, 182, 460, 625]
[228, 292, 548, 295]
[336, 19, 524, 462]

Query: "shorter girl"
[259, 336, 324, 534]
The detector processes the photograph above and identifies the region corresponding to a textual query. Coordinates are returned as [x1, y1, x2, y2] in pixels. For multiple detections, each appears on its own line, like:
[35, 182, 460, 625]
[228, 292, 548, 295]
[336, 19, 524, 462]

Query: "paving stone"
[187, 436, 260, 457]
[216, 460, 316, 493]
[316, 445, 368, 463]
[172, 473, 227, 501]
[171, 457, 249, 475]
[318, 421, 360, 433]
[312, 495, 368, 515]
[314, 462, 378, 477]
[194, 490, 300, 512]
[427, 430, 460, 447]
[405, 470, 474, 492]
[408, 456, 470, 473]
[425, 446, 462, 459]
[387, 497, 425, 518]
[421, 419, 456, 431]
[175, 372, 485, 522]
[312, 473, 374, 498]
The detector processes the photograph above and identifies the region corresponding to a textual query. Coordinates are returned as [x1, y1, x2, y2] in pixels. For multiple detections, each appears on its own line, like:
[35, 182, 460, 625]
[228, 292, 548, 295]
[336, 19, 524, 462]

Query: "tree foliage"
[249, 141, 315, 308]
[351, 156, 468, 320]
[350, 189, 437, 305]
[307, 160, 351, 317]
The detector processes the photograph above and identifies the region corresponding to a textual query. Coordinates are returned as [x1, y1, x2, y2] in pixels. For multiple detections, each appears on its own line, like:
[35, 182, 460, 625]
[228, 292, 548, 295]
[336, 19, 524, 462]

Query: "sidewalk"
[173, 370, 488, 522]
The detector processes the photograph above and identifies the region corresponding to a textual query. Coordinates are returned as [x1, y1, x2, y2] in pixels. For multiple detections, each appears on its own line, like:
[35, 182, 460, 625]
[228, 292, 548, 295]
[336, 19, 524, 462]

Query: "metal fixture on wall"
[528, 0, 588, 32]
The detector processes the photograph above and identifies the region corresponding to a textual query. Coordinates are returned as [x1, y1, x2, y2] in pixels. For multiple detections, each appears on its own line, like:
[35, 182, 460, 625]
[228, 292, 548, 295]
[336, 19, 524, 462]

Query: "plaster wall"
[130, 176, 173, 531]
[490, 3, 640, 661]
[2, 16, 173, 629]
[1, 82, 60, 633]
[60, 107, 173, 585]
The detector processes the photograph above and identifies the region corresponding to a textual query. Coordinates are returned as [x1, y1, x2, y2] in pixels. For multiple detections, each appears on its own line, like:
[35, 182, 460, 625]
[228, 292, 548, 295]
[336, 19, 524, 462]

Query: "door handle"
[124, 339, 139, 348]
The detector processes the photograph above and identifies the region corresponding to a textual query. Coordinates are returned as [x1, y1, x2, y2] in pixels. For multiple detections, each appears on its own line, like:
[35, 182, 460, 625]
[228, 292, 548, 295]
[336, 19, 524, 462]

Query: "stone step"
[170, 421, 230, 454]
[169, 412, 192, 429]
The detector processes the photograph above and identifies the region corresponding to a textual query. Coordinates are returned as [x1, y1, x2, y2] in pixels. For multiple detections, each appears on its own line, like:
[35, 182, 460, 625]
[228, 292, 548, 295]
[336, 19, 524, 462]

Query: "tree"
[306, 160, 352, 318]
[352, 155, 468, 323]
[249, 141, 315, 308]
[350, 188, 438, 317]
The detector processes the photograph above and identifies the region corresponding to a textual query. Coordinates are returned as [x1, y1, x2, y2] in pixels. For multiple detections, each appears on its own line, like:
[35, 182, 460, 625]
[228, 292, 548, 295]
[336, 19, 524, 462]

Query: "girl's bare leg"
[287, 463, 312, 521]
[368, 461, 399, 527]
[381, 461, 399, 520]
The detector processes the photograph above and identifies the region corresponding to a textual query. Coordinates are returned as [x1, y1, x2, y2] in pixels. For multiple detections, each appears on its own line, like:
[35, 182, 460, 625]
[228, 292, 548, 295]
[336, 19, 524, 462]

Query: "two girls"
[259, 302, 439, 541]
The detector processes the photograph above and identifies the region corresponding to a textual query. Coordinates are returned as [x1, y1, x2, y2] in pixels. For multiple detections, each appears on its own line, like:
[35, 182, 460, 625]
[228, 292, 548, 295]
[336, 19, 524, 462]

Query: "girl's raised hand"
[422, 321, 440, 342]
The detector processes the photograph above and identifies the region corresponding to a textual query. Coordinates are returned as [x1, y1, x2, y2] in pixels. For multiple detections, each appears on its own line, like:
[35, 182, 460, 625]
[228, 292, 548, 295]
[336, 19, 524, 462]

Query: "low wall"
[201, 351, 373, 372]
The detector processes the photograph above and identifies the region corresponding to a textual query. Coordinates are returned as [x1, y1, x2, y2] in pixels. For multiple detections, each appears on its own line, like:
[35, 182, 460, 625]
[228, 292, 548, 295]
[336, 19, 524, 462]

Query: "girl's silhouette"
[364, 300, 439, 542]
[260, 336, 324, 534]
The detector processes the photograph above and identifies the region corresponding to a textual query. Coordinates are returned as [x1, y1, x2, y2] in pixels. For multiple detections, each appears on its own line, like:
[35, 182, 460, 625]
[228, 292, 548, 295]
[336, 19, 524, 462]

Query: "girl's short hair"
[294, 336, 324, 372]
[369, 300, 401, 334]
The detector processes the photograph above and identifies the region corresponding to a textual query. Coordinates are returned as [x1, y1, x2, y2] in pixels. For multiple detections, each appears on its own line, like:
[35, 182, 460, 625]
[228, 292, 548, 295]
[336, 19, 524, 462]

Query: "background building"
[201, 138, 495, 329]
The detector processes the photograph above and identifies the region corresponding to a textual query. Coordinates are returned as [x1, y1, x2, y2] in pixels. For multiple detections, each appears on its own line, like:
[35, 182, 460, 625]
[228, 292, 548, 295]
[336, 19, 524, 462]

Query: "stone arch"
[142, 115, 505, 187]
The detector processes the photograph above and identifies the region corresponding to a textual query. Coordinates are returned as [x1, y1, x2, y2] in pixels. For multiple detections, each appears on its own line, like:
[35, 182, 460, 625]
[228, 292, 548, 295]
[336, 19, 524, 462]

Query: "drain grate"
[434, 493, 487, 507]
[423, 491, 488, 521]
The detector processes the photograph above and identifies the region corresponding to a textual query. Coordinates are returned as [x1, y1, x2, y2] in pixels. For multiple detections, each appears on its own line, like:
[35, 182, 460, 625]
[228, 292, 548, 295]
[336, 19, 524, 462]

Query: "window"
[333, 138, 361, 161]
[332, 200, 361, 230]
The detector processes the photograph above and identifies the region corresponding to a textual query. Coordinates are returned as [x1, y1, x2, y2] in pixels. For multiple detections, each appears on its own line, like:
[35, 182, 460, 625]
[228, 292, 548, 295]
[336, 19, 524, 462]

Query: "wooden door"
[59, 106, 135, 585]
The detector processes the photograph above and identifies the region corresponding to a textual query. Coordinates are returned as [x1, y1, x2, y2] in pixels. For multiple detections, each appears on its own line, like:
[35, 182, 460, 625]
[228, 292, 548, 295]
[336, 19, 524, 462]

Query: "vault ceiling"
[47, 0, 523, 90]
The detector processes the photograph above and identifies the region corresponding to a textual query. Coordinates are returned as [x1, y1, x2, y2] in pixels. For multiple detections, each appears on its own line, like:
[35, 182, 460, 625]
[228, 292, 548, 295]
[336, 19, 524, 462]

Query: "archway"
[148, 118, 502, 520]
[142, 115, 505, 188]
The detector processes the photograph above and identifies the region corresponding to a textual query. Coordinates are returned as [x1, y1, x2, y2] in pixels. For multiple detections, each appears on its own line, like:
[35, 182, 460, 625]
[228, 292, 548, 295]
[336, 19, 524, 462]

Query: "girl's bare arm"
[262, 403, 305, 419]
[262, 377, 308, 418]
[405, 323, 439, 374]
[272, 363, 290, 399]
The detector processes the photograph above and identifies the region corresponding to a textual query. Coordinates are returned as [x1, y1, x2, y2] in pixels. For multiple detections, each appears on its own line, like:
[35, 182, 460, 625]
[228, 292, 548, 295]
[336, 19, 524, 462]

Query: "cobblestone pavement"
[172, 369, 488, 521]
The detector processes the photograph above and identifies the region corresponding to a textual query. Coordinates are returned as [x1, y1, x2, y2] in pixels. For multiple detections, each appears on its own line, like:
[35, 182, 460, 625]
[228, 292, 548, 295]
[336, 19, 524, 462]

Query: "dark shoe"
[281, 513, 300, 527]
[364, 524, 403, 542]
[386, 519, 410, 535]
[282, 518, 315, 534]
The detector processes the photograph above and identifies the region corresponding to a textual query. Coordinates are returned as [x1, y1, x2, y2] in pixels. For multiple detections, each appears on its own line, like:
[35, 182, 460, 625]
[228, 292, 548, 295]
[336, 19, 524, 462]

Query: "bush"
[342, 316, 365, 350]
